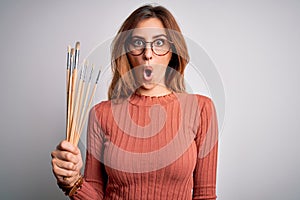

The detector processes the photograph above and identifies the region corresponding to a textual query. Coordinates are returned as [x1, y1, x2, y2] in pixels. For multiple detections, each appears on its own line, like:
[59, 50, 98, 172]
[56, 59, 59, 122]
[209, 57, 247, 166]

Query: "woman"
[51, 4, 218, 200]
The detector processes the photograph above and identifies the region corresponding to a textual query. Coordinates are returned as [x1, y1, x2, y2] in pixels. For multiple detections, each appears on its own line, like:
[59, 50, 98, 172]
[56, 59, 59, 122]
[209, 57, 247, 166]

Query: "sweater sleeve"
[71, 106, 107, 200]
[192, 96, 218, 200]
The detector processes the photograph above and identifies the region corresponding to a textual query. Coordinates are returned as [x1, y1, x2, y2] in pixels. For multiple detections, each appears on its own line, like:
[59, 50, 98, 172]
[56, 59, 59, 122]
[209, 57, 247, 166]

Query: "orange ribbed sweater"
[72, 92, 218, 200]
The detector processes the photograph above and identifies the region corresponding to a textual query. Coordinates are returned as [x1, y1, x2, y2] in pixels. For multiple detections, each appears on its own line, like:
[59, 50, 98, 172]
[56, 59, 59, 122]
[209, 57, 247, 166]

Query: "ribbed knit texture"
[71, 92, 218, 200]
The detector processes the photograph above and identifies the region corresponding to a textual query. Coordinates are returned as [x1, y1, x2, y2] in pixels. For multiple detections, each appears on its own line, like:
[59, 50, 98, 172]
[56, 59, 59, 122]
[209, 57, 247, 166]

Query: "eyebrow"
[131, 34, 168, 39]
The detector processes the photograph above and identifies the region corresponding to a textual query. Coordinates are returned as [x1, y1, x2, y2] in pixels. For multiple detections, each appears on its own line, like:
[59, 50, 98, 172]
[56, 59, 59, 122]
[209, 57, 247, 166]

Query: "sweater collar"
[128, 91, 177, 106]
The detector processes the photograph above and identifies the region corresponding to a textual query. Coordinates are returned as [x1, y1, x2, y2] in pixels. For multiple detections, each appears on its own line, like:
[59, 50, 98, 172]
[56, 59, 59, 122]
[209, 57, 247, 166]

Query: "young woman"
[51, 4, 218, 200]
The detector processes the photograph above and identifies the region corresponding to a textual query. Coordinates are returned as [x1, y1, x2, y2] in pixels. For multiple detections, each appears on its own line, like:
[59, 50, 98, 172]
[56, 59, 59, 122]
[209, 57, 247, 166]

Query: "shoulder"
[192, 94, 217, 120]
[194, 94, 215, 109]
[90, 98, 129, 118]
[190, 93, 213, 102]
[178, 93, 216, 118]
[174, 93, 216, 119]
[89, 99, 112, 120]
[176, 93, 214, 107]
[93, 99, 111, 111]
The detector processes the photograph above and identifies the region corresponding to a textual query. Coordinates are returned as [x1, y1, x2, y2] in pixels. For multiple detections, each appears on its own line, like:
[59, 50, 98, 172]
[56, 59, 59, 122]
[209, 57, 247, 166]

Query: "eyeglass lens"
[127, 38, 171, 56]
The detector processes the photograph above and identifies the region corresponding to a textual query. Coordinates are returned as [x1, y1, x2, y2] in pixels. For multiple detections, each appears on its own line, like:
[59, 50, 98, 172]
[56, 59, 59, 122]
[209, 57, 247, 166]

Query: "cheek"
[127, 52, 172, 67]
[163, 52, 172, 66]
[127, 54, 141, 67]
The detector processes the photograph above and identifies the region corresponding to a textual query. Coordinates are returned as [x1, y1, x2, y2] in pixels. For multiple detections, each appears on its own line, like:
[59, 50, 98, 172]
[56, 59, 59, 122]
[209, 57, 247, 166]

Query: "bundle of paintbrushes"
[65, 42, 101, 146]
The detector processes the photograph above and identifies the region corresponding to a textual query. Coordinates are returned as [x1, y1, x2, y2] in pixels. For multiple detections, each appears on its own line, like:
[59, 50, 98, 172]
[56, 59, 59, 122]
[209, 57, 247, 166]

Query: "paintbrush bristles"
[74, 42, 80, 70]
[67, 46, 71, 70]
[96, 70, 101, 84]
[75, 42, 80, 50]
[65, 41, 100, 146]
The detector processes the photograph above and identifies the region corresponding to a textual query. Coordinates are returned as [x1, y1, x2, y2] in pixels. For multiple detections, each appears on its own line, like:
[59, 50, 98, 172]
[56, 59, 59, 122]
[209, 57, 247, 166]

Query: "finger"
[73, 158, 83, 172]
[52, 163, 78, 179]
[53, 158, 76, 171]
[52, 150, 79, 163]
[57, 140, 80, 154]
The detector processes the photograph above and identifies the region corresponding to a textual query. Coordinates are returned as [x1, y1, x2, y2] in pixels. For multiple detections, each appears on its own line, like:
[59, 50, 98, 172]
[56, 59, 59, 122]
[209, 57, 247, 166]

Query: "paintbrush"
[77, 64, 94, 135]
[66, 45, 71, 139]
[68, 42, 80, 143]
[75, 69, 101, 146]
[75, 61, 88, 134]
[69, 66, 84, 144]
[67, 47, 75, 140]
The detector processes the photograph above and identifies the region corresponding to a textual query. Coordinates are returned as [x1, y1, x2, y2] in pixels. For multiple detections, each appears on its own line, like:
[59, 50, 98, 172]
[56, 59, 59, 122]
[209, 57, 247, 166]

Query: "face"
[126, 18, 172, 93]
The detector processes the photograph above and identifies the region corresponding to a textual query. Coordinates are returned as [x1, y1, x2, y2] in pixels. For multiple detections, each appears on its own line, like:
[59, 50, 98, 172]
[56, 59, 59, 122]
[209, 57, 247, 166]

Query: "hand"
[51, 140, 83, 187]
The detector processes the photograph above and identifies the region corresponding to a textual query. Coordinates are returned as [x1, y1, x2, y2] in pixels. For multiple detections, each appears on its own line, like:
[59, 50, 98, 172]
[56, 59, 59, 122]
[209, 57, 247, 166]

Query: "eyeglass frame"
[125, 37, 174, 56]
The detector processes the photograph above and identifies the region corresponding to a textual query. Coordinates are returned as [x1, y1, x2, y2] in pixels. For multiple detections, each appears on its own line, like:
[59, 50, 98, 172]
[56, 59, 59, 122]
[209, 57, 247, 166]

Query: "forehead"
[132, 18, 167, 39]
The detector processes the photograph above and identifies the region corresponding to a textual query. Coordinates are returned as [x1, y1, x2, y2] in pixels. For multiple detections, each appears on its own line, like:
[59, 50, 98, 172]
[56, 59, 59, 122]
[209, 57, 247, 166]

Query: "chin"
[140, 82, 156, 90]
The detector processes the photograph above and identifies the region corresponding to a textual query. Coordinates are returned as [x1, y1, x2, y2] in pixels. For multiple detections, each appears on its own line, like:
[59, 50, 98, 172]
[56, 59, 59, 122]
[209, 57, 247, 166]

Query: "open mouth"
[145, 69, 152, 77]
[143, 66, 153, 81]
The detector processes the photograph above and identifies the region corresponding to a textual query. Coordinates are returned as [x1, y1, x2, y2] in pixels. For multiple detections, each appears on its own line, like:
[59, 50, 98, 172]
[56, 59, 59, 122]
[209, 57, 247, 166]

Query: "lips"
[143, 66, 153, 81]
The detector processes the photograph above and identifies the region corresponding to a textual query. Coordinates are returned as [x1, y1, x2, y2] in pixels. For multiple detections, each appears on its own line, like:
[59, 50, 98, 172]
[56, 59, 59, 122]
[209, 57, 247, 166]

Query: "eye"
[153, 39, 165, 47]
[132, 39, 145, 47]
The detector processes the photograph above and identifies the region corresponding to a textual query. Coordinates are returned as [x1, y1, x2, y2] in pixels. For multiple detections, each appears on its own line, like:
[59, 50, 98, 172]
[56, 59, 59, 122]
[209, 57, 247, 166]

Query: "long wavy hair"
[108, 4, 189, 100]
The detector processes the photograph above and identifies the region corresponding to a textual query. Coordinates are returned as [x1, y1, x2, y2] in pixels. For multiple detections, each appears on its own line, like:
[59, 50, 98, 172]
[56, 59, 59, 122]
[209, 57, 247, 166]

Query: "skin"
[51, 18, 172, 188]
[127, 18, 173, 97]
[51, 140, 83, 186]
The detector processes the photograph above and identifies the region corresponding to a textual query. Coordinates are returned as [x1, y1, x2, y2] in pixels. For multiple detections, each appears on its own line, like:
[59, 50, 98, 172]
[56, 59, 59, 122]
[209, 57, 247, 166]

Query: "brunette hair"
[108, 4, 189, 100]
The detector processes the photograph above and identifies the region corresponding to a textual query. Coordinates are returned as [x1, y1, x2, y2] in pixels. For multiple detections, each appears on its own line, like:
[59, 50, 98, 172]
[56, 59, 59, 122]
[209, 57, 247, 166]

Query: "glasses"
[126, 37, 173, 56]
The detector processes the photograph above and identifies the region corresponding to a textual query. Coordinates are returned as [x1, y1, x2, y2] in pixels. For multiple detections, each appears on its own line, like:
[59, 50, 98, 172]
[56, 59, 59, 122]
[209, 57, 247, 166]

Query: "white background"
[0, 0, 299, 199]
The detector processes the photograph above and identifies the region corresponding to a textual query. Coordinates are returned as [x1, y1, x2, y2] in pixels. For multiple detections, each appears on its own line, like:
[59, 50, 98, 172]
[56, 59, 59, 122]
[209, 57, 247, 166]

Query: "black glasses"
[126, 37, 173, 56]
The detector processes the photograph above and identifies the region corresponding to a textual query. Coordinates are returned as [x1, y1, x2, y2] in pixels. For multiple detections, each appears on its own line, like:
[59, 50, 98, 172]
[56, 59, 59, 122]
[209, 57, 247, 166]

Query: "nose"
[143, 44, 152, 60]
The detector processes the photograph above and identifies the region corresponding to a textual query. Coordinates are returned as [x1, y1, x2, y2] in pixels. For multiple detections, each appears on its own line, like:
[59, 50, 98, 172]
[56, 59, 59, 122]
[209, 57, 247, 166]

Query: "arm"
[71, 106, 108, 200]
[192, 96, 219, 200]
